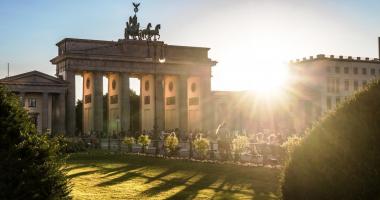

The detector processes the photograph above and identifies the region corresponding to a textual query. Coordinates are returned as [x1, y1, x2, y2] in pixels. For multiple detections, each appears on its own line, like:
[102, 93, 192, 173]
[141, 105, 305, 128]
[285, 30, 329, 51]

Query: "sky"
[1, 0, 380, 98]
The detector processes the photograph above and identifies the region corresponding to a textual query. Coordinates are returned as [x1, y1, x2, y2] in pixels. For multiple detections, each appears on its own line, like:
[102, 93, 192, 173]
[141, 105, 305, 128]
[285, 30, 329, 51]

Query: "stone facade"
[0, 71, 67, 134]
[51, 38, 216, 135]
[289, 54, 380, 133]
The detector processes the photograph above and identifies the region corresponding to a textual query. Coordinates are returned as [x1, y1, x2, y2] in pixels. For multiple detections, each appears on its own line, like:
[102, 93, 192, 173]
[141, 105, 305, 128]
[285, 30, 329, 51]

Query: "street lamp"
[147, 41, 166, 156]
[116, 116, 120, 136]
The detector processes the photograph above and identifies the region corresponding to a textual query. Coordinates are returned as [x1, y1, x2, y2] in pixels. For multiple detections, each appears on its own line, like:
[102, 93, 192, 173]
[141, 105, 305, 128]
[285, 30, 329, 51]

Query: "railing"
[81, 137, 284, 165]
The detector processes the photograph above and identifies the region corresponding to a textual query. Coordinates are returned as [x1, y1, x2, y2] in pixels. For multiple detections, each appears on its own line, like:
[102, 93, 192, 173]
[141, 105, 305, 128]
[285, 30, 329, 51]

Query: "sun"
[248, 62, 289, 97]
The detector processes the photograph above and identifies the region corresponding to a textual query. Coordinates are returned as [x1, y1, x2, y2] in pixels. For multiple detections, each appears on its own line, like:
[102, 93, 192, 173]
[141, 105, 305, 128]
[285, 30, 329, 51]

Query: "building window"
[354, 80, 359, 90]
[336, 97, 341, 105]
[144, 96, 150, 105]
[363, 80, 367, 87]
[29, 113, 39, 128]
[335, 67, 340, 73]
[353, 67, 358, 74]
[327, 66, 332, 73]
[28, 98, 37, 108]
[327, 96, 332, 110]
[335, 79, 340, 93]
[371, 68, 376, 75]
[189, 97, 199, 106]
[344, 80, 349, 91]
[344, 67, 349, 74]
[84, 94, 92, 104]
[166, 96, 176, 105]
[20, 96, 25, 106]
[362, 68, 367, 75]
[327, 78, 332, 92]
[110, 95, 118, 104]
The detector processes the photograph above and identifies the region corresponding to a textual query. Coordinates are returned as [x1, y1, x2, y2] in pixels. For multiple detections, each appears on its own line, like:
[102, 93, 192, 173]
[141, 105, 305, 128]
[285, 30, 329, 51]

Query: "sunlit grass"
[65, 151, 280, 200]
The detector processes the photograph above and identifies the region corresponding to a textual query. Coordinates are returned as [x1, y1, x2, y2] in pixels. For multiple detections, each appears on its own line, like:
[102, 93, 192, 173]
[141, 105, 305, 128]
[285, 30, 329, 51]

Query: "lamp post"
[147, 40, 165, 156]
[116, 116, 120, 136]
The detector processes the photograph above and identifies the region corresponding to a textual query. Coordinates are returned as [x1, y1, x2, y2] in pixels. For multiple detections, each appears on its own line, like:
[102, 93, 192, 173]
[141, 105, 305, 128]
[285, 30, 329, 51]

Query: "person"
[216, 122, 232, 161]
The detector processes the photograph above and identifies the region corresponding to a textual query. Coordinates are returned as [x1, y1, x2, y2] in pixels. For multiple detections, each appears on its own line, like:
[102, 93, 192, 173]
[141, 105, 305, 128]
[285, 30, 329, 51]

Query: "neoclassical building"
[0, 71, 67, 134]
[289, 40, 380, 133]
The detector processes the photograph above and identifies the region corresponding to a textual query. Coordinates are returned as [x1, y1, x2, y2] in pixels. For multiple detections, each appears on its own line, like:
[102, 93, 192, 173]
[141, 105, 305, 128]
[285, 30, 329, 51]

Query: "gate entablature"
[51, 38, 215, 76]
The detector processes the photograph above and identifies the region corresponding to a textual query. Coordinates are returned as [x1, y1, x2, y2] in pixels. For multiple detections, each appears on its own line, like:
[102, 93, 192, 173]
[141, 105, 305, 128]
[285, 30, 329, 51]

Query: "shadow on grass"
[142, 173, 198, 197]
[144, 168, 178, 184]
[96, 167, 147, 187]
[68, 169, 100, 179]
[166, 174, 219, 200]
[67, 151, 280, 199]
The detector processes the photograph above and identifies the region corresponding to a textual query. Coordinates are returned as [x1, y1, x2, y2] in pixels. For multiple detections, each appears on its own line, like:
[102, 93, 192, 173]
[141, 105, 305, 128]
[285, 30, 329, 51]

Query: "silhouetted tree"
[0, 86, 70, 199]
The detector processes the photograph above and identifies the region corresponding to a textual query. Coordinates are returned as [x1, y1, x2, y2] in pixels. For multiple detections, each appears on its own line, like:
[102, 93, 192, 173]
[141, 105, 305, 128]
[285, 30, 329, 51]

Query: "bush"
[282, 81, 380, 199]
[232, 135, 249, 161]
[137, 134, 151, 153]
[0, 86, 70, 199]
[55, 137, 86, 153]
[164, 132, 180, 156]
[281, 135, 302, 163]
[123, 136, 135, 152]
[193, 137, 210, 159]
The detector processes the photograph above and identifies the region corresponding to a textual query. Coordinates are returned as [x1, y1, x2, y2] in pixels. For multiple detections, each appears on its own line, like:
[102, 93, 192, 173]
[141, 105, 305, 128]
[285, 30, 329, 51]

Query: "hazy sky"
[1, 0, 380, 96]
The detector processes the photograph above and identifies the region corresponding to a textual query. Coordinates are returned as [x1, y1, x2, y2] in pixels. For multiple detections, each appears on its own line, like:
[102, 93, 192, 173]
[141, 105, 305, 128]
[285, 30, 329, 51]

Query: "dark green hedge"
[282, 80, 380, 199]
[0, 86, 70, 199]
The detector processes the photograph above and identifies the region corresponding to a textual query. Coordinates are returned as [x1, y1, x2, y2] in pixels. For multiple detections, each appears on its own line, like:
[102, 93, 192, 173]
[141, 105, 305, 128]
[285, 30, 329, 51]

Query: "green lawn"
[65, 151, 281, 200]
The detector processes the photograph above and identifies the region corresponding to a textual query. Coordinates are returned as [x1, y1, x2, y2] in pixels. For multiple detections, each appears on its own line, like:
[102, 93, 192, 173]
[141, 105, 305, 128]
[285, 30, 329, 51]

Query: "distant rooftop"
[290, 54, 380, 64]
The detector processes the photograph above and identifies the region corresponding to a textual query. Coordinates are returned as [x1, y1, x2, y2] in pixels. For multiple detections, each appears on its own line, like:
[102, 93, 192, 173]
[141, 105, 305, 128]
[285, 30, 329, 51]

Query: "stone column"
[42, 92, 49, 133]
[201, 76, 212, 131]
[19, 92, 25, 107]
[93, 72, 104, 133]
[64, 70, 76, 136]
[58, 92, 66, 134]
[120, 73, 130, 132]
[154, 74, 165, 131]
[179, 75, 188, 132]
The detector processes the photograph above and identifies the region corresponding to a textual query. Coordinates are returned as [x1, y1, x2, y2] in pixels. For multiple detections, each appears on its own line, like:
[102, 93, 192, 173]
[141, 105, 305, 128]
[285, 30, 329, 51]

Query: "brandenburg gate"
[50, 3, 216, 135]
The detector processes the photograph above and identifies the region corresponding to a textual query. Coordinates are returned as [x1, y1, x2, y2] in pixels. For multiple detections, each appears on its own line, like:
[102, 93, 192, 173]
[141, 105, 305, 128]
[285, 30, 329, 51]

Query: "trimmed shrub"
[281, 135, 301, 163]
[232, 135, 249, 161]
[55, 137, 86, 153]
[282, 81, 380, 199]
[123, 136, 135, 152]
[193, 137, 210, 159]
[164, 132, 180, 156]
[137, 134, 151, 153]
[0, 86, 70, 199]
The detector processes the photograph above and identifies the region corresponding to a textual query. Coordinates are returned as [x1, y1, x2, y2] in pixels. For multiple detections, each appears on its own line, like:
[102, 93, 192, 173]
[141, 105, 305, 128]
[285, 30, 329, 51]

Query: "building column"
[179, 75, 188, 132]
[201, 76, 212, 131]
[155, 74, 165, 131]
[42, 92, 49, 133]
[93, 72, 103, 134]
[120, 73, 131, 132]
[58, 92, 66, 134]
[64, 70, 76, 136]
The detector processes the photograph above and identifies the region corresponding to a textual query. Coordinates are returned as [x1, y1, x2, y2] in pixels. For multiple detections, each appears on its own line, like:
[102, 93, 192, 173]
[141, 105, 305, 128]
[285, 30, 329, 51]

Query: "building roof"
[290, 54, 380, 64]
[0, 70, 68, 86]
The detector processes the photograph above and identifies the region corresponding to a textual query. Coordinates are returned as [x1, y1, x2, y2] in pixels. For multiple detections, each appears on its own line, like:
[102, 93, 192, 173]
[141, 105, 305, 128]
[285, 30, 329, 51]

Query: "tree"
[282, 81, 380, 199]
[0, 86, 70, 199]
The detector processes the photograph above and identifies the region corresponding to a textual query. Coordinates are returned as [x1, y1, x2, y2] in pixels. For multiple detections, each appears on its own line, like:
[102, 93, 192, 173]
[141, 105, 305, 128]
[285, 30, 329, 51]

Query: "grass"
[65, 151, 281, 200]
